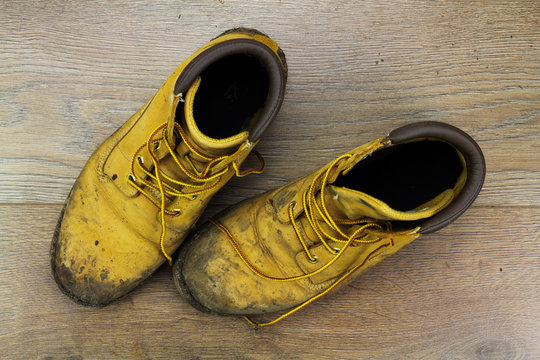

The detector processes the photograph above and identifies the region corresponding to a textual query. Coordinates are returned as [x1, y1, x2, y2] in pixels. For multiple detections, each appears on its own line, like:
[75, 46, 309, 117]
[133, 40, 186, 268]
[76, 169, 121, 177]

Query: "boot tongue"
[324, 185, 456, 221]
[156, 76, 250, 195]
[180, 76, 249, 158]
[296, 174, 455, 245]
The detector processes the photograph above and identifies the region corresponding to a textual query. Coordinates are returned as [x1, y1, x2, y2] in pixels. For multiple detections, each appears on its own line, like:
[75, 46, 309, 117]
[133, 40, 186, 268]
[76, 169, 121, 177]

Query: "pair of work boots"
[51, 28, 486, 326]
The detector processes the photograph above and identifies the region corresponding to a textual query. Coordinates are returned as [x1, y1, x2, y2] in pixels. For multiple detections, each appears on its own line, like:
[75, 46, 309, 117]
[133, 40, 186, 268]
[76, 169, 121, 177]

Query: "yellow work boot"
[51, 28, 287, 306]
[174, 121, 485, 326]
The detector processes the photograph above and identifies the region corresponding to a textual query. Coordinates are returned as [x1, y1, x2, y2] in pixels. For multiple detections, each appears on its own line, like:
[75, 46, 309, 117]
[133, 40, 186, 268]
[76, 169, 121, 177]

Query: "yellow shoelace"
[127, 121, 264, 265]
[212, 154, 392, 326]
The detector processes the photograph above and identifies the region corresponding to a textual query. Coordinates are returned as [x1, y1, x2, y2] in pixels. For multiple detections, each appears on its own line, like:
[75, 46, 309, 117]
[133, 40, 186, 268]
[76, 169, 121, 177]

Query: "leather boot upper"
[175, 121, 485, 325]
[51, 28, 287, 306]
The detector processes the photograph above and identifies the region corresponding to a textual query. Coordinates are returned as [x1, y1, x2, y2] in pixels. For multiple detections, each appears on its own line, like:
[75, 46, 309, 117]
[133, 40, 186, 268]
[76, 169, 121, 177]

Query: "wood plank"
[0, 0, 538, 205]
[0, 205, 538, 359]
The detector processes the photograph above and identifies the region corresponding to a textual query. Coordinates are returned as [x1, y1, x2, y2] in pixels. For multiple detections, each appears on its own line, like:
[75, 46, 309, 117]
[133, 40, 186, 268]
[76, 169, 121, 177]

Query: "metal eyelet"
[189, 195, 198, 201]
[290, 201, 297, 209]
[137, 155, 144, 164]
[127, 174, 136, 182]
[172, 209, 182, 216]
[308, 255, 319, 264]
[332, 247, 341, 255]
[153, 141, 161, 151]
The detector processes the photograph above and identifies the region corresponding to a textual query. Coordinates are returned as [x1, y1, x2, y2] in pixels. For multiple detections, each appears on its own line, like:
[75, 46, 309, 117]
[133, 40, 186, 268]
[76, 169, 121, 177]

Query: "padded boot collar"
[388, 121, 486, 233]
[174, 36, 287, 142]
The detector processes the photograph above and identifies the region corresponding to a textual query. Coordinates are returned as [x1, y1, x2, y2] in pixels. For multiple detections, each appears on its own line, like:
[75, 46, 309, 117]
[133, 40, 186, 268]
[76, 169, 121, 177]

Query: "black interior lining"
[333, 140, 463, 211]
[185, 54, 269, 139]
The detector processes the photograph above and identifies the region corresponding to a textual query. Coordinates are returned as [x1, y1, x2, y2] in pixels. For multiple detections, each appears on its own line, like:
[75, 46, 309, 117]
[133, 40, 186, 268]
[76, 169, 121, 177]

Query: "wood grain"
[1, 0, 539, 358]
[0, 205, 538, 359]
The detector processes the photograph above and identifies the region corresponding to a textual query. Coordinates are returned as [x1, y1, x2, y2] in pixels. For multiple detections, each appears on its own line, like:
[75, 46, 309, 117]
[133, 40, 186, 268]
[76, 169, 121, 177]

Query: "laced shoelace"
[211, 154, 394, 326]
[127, 113, 265, 265]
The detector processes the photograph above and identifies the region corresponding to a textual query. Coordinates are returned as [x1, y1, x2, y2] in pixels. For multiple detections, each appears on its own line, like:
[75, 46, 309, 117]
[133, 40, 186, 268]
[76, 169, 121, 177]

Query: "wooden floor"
[1, 1, 539, 359]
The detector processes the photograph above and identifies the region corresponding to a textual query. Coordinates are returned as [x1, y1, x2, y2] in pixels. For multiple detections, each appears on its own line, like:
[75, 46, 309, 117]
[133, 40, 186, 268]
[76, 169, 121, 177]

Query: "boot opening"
[191, 54, 269, 139]
[333, 139, 464, 212]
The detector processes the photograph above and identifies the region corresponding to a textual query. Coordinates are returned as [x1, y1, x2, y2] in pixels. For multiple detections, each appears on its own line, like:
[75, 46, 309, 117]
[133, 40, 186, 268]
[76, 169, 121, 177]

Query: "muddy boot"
[174, 121, 485, 326]
[51, 28, 287, 306]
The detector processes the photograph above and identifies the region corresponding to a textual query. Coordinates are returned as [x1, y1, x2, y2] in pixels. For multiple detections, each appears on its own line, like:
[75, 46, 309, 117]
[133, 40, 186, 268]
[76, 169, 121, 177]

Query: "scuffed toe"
[51, 212, 144, 307]
[174, 223, 252, 315]
[174, 199, 308, 316]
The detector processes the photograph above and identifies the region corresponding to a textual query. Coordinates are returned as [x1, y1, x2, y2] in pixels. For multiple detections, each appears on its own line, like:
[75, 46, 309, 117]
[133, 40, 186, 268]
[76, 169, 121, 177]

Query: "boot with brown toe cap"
[51, 28, 287, 306]
[174, 121, 485, 326]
